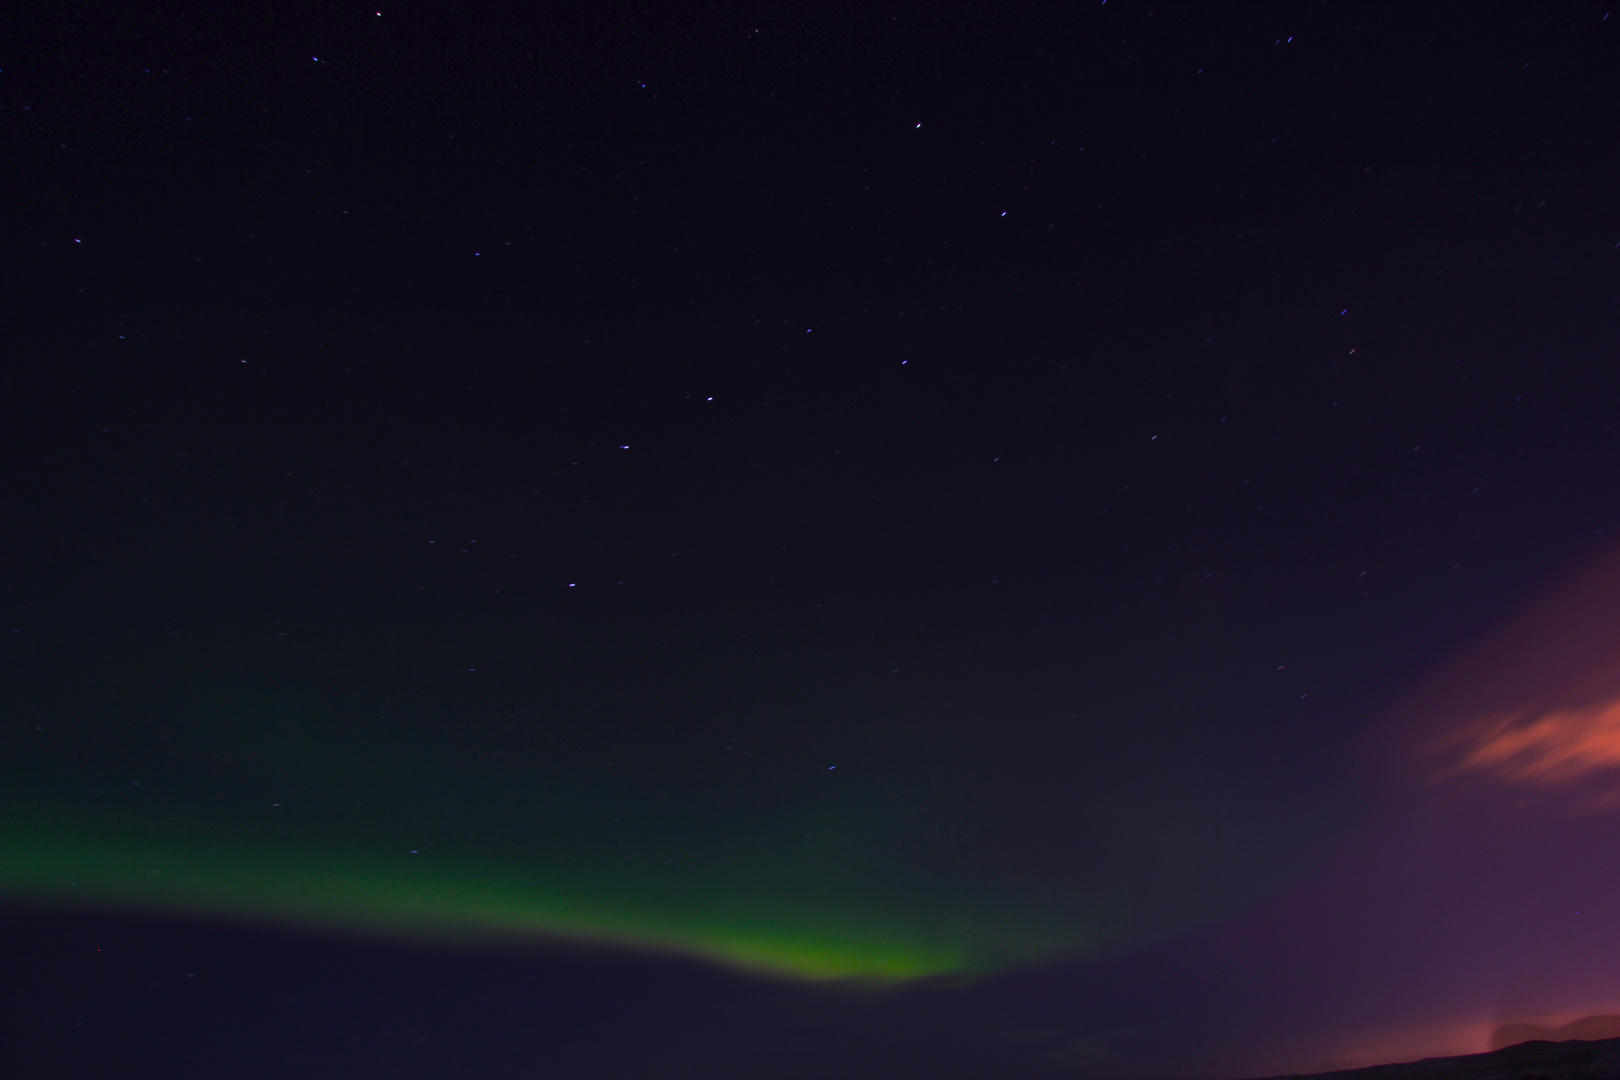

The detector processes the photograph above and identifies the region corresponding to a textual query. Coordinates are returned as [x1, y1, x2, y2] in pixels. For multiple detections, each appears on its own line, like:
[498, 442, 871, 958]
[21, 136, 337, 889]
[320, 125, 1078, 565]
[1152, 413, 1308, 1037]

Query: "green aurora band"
[1, 653, 1264, 981]
[0, 824, 964, 979]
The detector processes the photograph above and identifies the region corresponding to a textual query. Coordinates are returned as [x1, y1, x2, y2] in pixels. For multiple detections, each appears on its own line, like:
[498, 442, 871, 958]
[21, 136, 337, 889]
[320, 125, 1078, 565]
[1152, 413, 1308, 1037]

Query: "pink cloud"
[1431, 698, 1620, 793]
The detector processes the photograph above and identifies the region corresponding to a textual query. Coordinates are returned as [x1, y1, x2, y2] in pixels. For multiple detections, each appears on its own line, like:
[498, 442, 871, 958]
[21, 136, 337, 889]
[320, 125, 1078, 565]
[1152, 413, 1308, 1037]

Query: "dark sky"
[6, 2, 1620, 1077]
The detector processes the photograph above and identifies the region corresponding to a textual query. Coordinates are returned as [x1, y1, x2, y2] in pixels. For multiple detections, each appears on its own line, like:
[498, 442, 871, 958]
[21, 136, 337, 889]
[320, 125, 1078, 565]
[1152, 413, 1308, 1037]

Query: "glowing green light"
[0, 823, 965, 980]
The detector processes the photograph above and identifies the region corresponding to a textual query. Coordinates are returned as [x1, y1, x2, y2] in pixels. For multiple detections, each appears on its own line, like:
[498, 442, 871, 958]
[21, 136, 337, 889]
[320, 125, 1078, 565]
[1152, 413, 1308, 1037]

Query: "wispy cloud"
[1430, 697, 1620, 803]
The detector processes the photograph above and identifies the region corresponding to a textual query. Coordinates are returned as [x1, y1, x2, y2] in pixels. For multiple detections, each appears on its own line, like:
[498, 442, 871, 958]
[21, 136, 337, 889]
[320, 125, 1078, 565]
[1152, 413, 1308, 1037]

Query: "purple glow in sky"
[1061, 544, 1620, 1076]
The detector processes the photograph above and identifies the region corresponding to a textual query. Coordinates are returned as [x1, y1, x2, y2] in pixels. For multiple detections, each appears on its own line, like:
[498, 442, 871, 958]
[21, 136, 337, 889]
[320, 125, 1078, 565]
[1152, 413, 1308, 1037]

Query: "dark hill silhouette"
[1491, 1017, 1620, 1051]
[1254, 1037, 1620, 1080]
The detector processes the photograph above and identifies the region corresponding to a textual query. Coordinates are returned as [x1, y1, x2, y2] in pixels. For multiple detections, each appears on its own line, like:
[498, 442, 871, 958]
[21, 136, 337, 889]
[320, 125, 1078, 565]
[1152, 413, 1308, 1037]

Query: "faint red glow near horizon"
[1350, 545, 1620, 1071]
[1430, 697, 1620, 806]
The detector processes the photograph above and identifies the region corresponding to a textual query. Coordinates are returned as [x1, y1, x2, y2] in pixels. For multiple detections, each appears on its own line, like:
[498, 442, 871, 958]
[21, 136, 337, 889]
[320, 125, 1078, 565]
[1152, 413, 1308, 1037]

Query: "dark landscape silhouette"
[1490, 1017, 1620, 1052]
[1260, 1035, 1620, 1080]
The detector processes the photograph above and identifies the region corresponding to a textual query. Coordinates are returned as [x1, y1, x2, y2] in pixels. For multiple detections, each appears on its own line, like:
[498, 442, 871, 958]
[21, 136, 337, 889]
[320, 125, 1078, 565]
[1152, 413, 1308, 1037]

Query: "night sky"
[6, 2, 1620, 1077]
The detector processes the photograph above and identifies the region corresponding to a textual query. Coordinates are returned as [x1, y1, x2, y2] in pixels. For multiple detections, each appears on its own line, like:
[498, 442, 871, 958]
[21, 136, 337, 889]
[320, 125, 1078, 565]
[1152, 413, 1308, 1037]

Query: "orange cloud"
[1432, 698, 1620, 792]
[1385, 543, 1620, 809]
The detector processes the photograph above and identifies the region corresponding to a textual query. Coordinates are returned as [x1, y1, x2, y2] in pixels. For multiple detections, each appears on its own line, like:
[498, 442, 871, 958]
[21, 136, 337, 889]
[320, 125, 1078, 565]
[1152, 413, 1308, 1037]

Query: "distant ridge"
[1254, 1037, 1620, 1080]
[1492, 1018, 1620, 1051]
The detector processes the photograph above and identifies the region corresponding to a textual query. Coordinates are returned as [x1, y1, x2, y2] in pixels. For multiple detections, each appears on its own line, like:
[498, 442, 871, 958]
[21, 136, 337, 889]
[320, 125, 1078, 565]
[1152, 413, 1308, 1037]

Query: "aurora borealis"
[10, 3, 1620, 1078]
[1, 597, 1267, 980]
